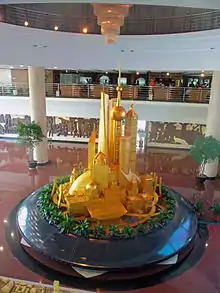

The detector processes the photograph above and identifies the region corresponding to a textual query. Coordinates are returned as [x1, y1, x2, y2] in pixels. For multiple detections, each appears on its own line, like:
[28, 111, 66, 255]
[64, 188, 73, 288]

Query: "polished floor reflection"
[0, 140, 220, 293]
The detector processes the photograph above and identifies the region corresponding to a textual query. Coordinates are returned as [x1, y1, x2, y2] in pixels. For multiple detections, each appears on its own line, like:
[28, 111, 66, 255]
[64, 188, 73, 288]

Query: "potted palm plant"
[190, 135, 220, 182]
[16, 121, 45, 170]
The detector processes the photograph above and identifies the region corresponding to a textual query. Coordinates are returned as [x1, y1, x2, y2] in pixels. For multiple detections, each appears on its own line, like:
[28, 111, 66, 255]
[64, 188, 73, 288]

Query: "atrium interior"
[0, 1, 220, 293]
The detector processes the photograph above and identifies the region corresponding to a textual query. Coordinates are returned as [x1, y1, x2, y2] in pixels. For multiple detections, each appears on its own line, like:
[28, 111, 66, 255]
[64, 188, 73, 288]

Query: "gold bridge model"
[51, 68, 163, 226]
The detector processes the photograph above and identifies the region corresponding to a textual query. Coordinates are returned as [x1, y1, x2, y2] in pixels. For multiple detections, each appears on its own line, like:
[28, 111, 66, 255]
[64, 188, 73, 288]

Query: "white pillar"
[28, 67, 48, 165]
[204, 71, 220, 178]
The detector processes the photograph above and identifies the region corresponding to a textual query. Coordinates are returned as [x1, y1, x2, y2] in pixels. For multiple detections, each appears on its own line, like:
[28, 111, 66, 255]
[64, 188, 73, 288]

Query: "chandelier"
[92, 3, 132, 44]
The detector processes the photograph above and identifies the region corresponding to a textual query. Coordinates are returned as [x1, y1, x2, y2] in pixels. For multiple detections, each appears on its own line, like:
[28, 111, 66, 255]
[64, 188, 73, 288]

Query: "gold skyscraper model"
[54, 68, 163, 222]
[88, 130, 96, 169]
[125, 104, 138, 172]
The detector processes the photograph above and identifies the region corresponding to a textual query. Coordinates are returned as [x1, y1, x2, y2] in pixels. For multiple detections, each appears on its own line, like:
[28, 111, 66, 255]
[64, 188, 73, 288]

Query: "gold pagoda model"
[51, 69, 163, 226]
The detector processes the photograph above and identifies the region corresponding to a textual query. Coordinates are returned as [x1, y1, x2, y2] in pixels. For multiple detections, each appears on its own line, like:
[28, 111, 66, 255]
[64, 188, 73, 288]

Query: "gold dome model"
[126, 104, 137, 118]
[111, 105, 126, 121]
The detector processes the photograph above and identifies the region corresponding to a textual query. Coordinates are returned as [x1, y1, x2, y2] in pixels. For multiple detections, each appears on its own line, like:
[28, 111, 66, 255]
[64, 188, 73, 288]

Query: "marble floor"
[0, 140, 220, 293]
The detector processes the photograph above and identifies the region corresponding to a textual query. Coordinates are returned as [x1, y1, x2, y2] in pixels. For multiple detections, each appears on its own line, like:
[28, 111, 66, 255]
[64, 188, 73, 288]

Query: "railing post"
[182, 87, 186, 102]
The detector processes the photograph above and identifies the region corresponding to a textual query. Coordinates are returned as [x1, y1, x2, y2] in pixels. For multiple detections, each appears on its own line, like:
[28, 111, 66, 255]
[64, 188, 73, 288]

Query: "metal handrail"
[2, 5, 220, 34]
[0, 82, 211, 103]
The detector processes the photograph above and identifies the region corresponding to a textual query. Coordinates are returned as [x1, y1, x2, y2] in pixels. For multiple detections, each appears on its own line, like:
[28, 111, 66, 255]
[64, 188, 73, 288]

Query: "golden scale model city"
[50, 70, 166, 233]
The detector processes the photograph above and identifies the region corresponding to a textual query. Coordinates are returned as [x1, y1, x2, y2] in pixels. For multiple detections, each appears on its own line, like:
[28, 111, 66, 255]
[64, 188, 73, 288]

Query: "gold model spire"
[116, 66, 122, 105]
[111, 67, 126, 163]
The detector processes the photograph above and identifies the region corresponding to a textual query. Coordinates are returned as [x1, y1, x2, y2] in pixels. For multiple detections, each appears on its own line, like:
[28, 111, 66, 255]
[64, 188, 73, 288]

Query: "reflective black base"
[16, 186, 198, 272]
[6, 206, 208, 290]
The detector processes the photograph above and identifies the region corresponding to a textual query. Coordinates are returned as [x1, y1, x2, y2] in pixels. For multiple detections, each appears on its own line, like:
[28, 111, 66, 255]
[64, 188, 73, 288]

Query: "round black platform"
[16, 186, 197, 272]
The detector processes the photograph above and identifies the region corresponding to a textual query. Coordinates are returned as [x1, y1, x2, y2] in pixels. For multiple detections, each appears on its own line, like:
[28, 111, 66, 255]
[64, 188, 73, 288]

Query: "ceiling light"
[0, 246, 3, 252]
[105, 71, 108, 74]
[82, 27, 88, 34]
[53, 66, 58, 69]
[200, 73, 205, 77]
[108, 9, 112, 13]
[205, 243, 208, 247]
[24, 21, 29, 27]
[202, 70, 204, 73]
[166, 72, 170, 76]
[136, 71, 139, 75]
[9, 66, 13, 69]
[3, 219, 7, 223]
[54, 25, 59, 31]
[20, 65, 24, 68]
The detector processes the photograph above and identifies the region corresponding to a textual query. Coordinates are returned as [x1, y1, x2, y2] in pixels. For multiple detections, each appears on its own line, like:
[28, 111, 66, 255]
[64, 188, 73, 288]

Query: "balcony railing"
[2, 4, 220, 35]
[0, 82, 211, 103]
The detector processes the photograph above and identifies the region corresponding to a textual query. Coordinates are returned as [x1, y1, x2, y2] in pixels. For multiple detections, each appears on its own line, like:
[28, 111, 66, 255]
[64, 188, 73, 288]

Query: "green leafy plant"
[59, 214, 75, 234]
[93, 224, 106, 237]
[122, 226, 136, 239]
[108, 225, 120, 237]
[137, 224, 147, 233]
[209, 201, 220, 216]
[16, 121, 44, 165]
[190, 135, 220, 176]
[193, 199, 204, 216]
[73, 219, 90, 237]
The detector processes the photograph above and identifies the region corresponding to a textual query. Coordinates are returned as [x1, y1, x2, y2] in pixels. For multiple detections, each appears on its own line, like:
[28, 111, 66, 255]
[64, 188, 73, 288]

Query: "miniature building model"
[52, 68, 162, 222]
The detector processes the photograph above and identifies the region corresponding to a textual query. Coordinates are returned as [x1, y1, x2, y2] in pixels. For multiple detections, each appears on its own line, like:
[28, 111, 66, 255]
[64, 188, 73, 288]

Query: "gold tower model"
[125, 104, 138, 172]
[53, 68, 163, 222]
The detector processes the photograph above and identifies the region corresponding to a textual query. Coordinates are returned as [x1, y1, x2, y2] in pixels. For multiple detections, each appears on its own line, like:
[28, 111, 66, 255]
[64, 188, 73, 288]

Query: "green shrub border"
[37, 176, 176, 239]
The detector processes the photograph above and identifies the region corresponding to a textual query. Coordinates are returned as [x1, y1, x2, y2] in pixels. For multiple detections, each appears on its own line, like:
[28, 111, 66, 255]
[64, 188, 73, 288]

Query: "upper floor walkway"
[0, 82, 210, 104]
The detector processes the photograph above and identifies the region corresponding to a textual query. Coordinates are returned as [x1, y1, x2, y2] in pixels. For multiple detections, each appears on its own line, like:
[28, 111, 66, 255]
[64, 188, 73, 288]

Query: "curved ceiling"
[3, 4, 217, 35]
[0, 23, 220, 71]
[1, 0, 220, 9]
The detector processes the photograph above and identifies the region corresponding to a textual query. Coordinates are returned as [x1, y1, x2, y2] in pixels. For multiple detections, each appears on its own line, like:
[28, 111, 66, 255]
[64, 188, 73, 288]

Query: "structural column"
[28, 67, 48, 165]
[204, 71, 220, 178]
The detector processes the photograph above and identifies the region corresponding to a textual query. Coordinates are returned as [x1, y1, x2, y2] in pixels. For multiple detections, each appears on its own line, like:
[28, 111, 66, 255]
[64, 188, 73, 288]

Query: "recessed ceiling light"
[82, 27, 88, 34]
[24, 21, 29, 27]
[20, 65, 24, 68]
[33, 44, 48, 49]
[54, 25, 59, 31]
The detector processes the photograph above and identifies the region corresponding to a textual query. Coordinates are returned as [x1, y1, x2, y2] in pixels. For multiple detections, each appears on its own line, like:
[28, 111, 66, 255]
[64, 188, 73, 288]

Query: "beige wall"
[11, 69, 28, 84]
[11, 69, 54, 94]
